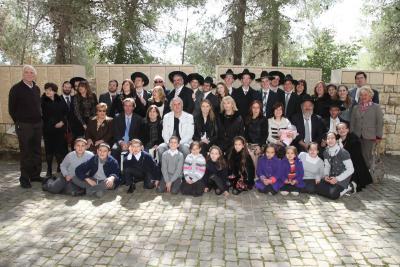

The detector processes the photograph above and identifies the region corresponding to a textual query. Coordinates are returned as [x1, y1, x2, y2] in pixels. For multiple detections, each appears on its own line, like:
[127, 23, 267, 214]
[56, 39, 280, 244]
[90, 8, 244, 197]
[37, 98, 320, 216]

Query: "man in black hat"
[291, 96, 326, 152]
[220, 69, 237, 95]
[232, 69, 262, 119]
[278, 74, 301, 119]
[268, 71, 285, 93]
[99, 80, 119, 117]
[131, 72, 151, 117]
[187, 73, 205, 118]
[9, 65, 44, 188]
[167, 71, 194, 113]
[323, 101, 344, 133]
[202, 76, 219, 113]
[256, 71, 279, 118]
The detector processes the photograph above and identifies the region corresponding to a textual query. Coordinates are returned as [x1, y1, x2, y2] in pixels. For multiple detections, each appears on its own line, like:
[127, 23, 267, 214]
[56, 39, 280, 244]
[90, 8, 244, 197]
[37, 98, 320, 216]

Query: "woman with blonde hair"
[147, 85, 169, 117]
[217, 96, 244, 153]
[85, 103, 113, 152]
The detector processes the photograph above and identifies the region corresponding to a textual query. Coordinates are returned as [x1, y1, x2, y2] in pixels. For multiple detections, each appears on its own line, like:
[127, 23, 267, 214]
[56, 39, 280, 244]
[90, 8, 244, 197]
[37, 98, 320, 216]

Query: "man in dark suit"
[256, 71, 279, 118]
[131, 72, 151, 117]
[323, 101, 344, 133]
[111, 98, 143, 163]
[349, 71, 379, 104]
[202, 76, 220, 113]
[99, 80, 118, 117]
[187, 73, 204, 118]
[220, 69, 237, 95]
[291, 96, 326, 152]
[167, 71, 194, 113]
[231, 69, 262, 119]
[60, 80, 83, 149]
[277, 74, 301, 120]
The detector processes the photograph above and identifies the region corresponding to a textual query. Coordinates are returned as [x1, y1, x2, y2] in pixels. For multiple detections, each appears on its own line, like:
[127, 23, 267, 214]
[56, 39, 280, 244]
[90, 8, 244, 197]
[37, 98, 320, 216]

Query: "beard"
[303, 111, 313, 119]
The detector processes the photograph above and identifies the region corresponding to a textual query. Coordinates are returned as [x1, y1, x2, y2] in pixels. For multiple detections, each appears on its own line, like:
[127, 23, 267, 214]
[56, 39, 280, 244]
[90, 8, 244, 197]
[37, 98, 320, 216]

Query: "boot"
[55, 154, 64, 173]
[46, 154, 53, 178]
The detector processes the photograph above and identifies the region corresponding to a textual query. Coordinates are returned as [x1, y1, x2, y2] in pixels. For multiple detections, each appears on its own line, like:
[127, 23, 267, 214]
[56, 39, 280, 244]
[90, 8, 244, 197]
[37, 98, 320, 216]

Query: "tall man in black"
[167, 71, 194, 113]
[99, 80, 119, 117]
[131, 72, 151, 117]
[278, 74, 301, 120]
[291, 96, 326, 152]
[8, 65, 43, 188]
[256, 71, 279, 118]
[232, 69, 262, 119]
[202, 76, 220, 113]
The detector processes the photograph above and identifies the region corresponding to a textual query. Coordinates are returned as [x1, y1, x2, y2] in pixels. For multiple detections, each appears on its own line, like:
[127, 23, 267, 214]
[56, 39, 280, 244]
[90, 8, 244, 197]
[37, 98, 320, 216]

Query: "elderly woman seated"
[85, 103, 114, 152]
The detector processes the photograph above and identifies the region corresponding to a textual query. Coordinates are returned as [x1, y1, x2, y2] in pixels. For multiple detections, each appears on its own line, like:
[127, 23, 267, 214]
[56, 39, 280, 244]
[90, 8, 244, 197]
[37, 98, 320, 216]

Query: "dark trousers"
[15, 122, 42, 180]
[315, 180, 344, 200]
[257, 184, 277, 194]
[123, 167, 155, 189]
[207, 175, 228, 195]
[300, 179, 317, 194]
[46, 175, 83, 195]
[181, 178, 205, 197]
[280, 184, 299, 192]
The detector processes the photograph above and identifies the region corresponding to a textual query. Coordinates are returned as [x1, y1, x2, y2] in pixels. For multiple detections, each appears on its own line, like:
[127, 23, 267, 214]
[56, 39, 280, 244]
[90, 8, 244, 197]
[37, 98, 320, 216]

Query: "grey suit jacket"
[350, 103, 383, 140]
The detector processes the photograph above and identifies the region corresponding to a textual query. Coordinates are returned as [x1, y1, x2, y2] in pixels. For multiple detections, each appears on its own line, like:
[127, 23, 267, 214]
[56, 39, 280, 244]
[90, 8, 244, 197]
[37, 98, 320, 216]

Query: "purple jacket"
[255, 156, 281, 192]
[276, 157, 305, 190]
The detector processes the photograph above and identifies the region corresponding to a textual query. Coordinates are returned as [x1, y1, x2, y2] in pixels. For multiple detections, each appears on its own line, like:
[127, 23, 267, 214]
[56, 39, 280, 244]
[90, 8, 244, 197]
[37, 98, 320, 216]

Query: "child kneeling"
[181, 141, 206, 197]
[255, 144, 280, 195]
[278, 146, 305, 196]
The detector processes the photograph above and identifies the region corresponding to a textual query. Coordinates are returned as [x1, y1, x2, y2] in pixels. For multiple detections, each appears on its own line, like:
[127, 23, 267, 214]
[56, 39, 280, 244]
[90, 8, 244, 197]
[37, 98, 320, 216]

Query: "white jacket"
[162, 111, 194, 144]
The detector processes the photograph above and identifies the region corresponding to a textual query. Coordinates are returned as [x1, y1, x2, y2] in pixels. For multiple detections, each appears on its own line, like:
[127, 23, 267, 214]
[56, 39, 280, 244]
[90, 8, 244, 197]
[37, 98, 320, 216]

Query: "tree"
[291, 29, 360, 82]
[368, 0, 400, 70]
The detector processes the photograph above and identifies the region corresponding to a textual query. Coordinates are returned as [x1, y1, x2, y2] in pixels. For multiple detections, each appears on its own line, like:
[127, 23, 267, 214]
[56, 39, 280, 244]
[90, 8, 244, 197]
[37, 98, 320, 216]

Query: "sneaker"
[351, 181, 357, 194]
[291, 191, 299, 196]
[280, 191, 289, 196]
[340, 184, 352, 197]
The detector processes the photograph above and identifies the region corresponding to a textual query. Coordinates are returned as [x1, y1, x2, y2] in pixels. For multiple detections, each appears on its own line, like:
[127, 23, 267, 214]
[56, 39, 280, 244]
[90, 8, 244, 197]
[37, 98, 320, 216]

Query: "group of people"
[8, 65, 383, 199]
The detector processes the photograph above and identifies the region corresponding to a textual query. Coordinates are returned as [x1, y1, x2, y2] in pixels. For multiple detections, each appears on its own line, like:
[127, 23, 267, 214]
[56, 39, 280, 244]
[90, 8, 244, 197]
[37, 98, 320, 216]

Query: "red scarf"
[359, 101, 373, 112]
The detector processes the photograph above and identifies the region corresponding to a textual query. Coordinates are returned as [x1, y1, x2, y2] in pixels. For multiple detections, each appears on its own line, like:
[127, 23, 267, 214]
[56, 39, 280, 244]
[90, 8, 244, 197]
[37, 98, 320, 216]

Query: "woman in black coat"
[110, 79, 146, 117]
[193, 99, 218, 157]
[312, 81, 330, 118]
[217, 96, 245, 153]
[337, 122, 372, 192]
[141, 105, 163, 157]
[245, 100, 268, 167]
[41, 83, 68, 177]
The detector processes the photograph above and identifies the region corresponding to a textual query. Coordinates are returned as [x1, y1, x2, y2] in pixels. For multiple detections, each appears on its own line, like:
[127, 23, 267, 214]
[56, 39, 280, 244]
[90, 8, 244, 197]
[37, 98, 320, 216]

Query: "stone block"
[383, 73, 397, 85]
[383, 114, 397, 124]
[385, 134, 400, 151]
[384, 124, 396, 134]
[379, 93, 390, 105]
[395, 106, 400, 115]
[385, 105, 395, 114]
[384, 86, 394, 93]
[369, 72, 384, 85]
[388, 97, 400, 105]
[342, 71, 355, 84]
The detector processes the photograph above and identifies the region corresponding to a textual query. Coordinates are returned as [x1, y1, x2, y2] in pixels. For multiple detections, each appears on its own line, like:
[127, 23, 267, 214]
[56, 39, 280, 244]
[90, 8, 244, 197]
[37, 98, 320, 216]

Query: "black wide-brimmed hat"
[131, 72, 149, 86]
[283, 74, 298, 86]
[69, 77, 86, 86]
[237, 68, 256, 80]
[301, 94, 314, 104]
[187, 73, 205, 85]
[269, 71, 285, 85]
[329, 100, 345, 110]
[256, 70, 274, 82]
[168, 71, 188, 84]
[220, 69, 237, 80]
[203, 76, 216, 88]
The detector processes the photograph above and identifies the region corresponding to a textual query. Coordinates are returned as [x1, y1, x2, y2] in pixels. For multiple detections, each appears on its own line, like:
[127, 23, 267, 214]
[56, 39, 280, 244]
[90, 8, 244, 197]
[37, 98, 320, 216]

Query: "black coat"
[277, 90, 301, 120]
[112, 113, 143, 145]
[291, 113, 326, 152]
[167, 86, 195, 114]
[313, 95, 330, 118]
[231, 86, 262, 119]
[228, 150, 255, 186]
[41, 94, 67, 136]
[193, 115, 218, 146]
[60, 94, 83, 137]
[342, 133, 372, 191]
[261, 90, 280, 118]
[141, 119, 163, 149]
[204, 92, 220, 114]
[217, 112, 245, 152]
[99, 92, 116, 117]
[110, 92, 147, 118]
[244, 116, 268, 146]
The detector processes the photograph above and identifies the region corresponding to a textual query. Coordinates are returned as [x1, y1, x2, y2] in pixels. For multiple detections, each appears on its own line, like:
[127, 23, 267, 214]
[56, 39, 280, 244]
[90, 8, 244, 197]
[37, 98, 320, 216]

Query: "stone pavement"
[0, 157, 400, 267]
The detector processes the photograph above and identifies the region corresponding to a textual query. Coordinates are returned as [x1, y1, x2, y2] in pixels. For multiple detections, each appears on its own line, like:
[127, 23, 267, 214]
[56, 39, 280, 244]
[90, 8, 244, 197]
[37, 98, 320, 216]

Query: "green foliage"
[289, 29, 360, 82]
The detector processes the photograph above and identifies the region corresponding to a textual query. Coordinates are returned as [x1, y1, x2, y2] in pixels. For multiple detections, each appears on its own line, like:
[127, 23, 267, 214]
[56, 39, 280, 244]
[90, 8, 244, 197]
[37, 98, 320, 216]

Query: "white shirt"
[355, 87, 361, 102]
[167, 149, 179, 156]
[270, 86, 279, 93]
[242, 86, 250, 94]
[136, 88, 144, 98]
[62, 94, 71, 103]
[23, 81, 34, 89]
[109, 92, 117, 102]
[174, 85, 184, 97]
[127, 152, 141, 161]
[329, 117, 341, 133]
[228, 87, 233, 95]
[303, 117, 313, 142]
[203, 91, 212, 99]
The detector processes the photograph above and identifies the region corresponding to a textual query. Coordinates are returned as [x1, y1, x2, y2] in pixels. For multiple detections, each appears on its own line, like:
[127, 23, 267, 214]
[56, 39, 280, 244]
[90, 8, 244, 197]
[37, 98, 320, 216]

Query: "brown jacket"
[85, 116, 114, 151]
[350, 103, 383, 140]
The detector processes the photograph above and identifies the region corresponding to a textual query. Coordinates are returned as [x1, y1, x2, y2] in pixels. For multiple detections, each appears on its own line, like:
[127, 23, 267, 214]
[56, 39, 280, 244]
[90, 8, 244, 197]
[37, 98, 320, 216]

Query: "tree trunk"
[232, 0, 246, 65]
[181, 6, 189, 65]
[20, 0, 31, 65]
[54, 17, 68, 64]
[271, 1, 280, 66]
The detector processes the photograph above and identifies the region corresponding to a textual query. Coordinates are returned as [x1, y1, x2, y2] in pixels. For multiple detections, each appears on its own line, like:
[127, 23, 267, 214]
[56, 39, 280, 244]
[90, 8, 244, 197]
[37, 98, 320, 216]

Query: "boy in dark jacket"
[74, 143, 120, 198]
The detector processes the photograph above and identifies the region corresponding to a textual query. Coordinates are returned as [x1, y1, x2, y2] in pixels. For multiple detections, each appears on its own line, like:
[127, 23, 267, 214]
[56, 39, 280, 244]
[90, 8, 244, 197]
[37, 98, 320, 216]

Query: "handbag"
[371, 145, 385, 183]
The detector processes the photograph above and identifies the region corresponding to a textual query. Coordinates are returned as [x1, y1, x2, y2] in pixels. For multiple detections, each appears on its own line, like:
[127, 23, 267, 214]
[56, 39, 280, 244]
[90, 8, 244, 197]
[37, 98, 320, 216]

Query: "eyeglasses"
[154, 80, 163, 83]
[97, 110, 106, 113]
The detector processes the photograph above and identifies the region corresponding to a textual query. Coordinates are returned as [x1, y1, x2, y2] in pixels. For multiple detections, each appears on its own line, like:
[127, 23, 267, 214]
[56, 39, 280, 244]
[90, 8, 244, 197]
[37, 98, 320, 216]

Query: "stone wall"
[94, 64, 197, 95]
[331, 69, 400, 155]
[216, 65, 323, 91]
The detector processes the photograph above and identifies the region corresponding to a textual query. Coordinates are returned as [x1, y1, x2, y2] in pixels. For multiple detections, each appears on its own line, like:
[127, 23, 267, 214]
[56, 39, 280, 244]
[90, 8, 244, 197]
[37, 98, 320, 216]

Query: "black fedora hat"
[283, 74, 298, 86]
[187, 73, 205, 85]
[301, 94, 314, 104]
[69, 76, 86, 86]
[269, 71, 285, 85]
[131, 72, 149, 87]
[220, 69, 237, 80]
[237, 68, 256, 80]
[329, 100, 345, 111]
[255, 70, 273, 82]
[168, 71, 188, 84]
[203, 76, 216, 88]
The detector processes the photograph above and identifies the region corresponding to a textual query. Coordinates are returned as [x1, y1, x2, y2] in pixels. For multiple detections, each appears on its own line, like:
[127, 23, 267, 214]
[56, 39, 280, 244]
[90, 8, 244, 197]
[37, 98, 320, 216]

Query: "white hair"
[153, 75, 164, 82]
[22, 64, 37, 75]
[169, 97, 183, 110]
